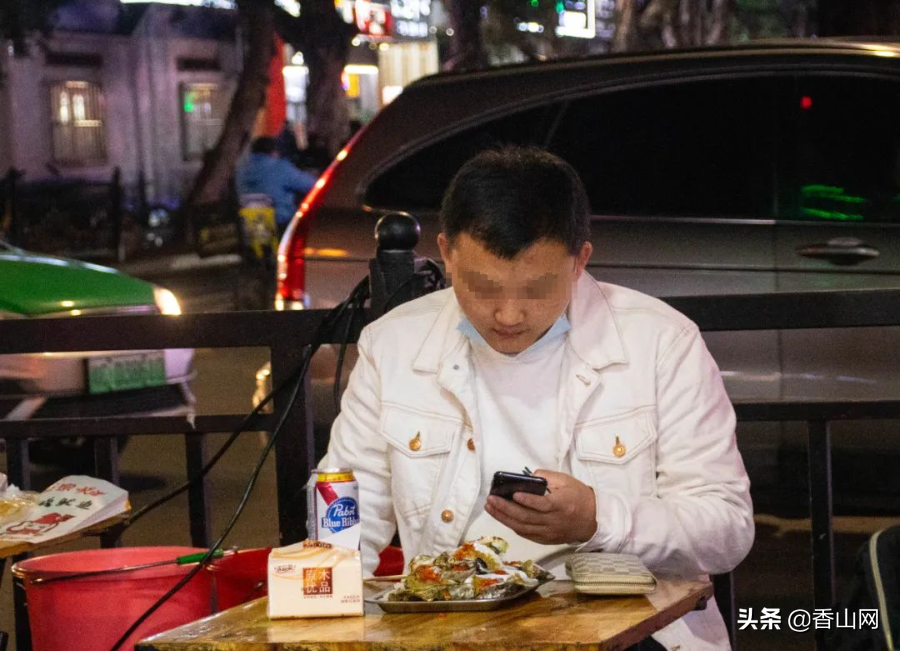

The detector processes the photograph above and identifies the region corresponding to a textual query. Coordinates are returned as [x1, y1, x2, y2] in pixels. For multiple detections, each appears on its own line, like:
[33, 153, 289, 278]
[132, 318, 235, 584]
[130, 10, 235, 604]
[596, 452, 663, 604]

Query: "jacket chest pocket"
[380, 406, 461, 517]
[574, 408, 658, 497]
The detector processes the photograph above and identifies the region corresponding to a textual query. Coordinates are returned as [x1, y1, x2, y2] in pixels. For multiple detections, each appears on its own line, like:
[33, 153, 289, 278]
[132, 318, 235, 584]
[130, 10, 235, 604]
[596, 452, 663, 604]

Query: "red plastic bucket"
[209, 548, 270, 611]
[13, 546, 213, 651]
[375, 545, 404, 577]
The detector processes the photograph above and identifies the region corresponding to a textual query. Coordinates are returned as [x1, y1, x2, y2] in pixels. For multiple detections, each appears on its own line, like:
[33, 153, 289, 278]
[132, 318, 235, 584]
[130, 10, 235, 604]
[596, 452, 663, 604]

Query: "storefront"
[281, 0, 440, 132]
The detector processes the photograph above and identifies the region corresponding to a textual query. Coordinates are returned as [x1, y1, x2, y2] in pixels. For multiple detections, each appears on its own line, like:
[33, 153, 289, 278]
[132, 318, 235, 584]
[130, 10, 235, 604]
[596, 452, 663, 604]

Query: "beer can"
[306, 468, 359, 541]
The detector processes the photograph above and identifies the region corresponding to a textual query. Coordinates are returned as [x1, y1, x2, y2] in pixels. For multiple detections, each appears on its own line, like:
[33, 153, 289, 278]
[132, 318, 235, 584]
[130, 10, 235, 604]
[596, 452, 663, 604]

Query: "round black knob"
[375, 213, 420, 251]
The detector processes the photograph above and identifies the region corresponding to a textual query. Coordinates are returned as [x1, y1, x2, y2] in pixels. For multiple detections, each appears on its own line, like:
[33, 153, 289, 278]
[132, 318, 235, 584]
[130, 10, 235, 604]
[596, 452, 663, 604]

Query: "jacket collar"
[411, 273, 627, 373]
[412, 290, 467, 373]
[567, 273, 628, 371]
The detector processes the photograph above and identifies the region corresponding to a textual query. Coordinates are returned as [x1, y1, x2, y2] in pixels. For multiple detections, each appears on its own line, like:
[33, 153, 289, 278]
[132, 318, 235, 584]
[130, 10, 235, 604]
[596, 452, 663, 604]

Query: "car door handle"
[796, 237, 880, 266]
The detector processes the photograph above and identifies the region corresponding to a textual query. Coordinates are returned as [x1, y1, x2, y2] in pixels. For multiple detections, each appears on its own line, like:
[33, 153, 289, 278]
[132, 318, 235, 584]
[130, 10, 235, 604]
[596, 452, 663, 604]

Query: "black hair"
[439, 146, 590, 259]
[251, 136, 277, 155]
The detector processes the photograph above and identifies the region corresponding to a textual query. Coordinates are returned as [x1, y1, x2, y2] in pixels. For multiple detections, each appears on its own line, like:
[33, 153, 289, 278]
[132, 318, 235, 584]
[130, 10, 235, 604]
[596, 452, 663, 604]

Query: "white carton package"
[267, 534, 364, 619]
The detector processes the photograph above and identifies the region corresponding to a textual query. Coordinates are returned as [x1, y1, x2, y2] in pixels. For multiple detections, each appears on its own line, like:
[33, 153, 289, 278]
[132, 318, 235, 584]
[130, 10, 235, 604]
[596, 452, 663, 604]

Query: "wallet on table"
[565, 552, 658, 595]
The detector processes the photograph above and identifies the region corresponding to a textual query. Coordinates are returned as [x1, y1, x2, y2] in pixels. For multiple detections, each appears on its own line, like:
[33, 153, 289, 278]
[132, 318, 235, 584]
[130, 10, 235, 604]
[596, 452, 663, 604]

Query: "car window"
[548, 77, 780, 220]
[365, 104, 559, 211]
[786, 76, 900, 224]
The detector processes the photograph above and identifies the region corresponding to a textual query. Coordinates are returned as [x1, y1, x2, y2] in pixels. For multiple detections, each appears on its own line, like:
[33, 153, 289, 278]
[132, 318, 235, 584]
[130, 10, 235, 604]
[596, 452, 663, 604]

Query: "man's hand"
[484, 469, 597, 545]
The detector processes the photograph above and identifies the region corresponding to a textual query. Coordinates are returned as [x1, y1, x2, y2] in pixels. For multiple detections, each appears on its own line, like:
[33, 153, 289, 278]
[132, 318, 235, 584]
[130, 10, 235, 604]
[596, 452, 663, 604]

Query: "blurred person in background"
[237, 136, 316, 236]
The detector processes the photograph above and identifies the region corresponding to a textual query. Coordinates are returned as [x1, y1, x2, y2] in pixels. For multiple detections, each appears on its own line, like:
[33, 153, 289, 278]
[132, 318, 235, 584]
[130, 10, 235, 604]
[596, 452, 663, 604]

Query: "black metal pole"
[808, 419, 835, 650]
[93, 436, 122, 548]
[0, 559, 5, 651]
[185, 433, 212, 548]
[12, 569, 30, 651]
[5, 438, 32, 651]
[5, 438, 30, 492]
[369, 213, 421, 319]
[111, 167, 123, 262]
[273, 337, 315, 546]
[8, 169, 22, 247]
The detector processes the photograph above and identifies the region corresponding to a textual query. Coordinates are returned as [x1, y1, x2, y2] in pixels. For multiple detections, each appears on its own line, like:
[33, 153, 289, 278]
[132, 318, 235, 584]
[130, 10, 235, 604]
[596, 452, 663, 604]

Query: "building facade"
[0, 0, 240, 205]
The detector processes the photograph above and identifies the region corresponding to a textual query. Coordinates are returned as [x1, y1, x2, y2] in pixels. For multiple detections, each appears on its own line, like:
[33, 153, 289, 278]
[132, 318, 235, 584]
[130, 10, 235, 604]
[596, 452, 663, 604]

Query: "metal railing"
[2, 287, 900, 650]
[1, 167, 125, 262]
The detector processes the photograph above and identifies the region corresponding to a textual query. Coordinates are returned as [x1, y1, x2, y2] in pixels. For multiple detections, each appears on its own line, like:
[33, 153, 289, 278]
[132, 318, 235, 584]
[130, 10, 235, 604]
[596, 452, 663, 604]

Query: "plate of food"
[366, 536, 554, 613]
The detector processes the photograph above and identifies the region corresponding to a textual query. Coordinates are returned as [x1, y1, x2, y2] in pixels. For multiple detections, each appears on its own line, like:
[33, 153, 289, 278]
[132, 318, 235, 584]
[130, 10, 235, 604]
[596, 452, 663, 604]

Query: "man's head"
[438, 146, 592, 354]
[251, 136, 278, 156]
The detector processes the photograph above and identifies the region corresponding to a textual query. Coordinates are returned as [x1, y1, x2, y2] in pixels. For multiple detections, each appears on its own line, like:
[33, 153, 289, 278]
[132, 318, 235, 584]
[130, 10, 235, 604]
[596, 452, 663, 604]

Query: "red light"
[801, 96, 813, 110]
[276, 152, 342, 303]
[275, 126, 368, 305]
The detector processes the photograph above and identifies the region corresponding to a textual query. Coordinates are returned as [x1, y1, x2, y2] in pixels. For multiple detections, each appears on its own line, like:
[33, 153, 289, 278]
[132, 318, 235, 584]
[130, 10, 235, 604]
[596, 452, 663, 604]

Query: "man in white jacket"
[324, 146, 754, 650]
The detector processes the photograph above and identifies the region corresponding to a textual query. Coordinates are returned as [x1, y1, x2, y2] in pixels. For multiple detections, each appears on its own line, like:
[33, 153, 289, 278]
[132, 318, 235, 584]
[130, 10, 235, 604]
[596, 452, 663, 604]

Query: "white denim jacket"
[325, 275, 754, 650]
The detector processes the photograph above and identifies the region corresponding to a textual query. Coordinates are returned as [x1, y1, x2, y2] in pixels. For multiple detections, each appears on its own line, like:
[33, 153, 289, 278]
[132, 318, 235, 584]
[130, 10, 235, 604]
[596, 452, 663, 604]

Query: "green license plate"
[87, 351, 167, 394]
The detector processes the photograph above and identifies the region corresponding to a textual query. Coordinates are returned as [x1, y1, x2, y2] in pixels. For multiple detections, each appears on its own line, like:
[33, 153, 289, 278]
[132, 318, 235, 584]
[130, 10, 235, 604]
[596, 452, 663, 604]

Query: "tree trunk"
[612, 0, 640, 52]
[445, 0, 487, 70]
[186, 0, 274, 207]
[297, 0, 354, 159]
[704, 0, 733, 44]
[680, 0, 701, 46]
[616, 0, 734, 51]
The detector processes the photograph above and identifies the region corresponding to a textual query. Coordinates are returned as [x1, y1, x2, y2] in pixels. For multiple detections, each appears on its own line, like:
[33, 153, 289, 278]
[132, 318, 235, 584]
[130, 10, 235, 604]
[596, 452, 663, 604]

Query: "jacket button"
[613, 436, 626, 458]
[409, 432, 422, 452]
[441, 509, 454, 523]
[467, 438, 475, 452]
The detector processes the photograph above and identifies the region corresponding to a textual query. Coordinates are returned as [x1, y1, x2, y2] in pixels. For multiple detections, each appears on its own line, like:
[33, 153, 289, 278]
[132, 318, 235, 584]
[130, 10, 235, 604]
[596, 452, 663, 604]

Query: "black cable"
[110, 281, 370, 651]
[128, 278, 368, 526]
[108, 348, 309, 651]
[332, 261, 443, 415]
[332, 281, 370, 416]
[384, 259, 446, 309]
[129, 336, 325, 525]
[113, 259, 442, 647]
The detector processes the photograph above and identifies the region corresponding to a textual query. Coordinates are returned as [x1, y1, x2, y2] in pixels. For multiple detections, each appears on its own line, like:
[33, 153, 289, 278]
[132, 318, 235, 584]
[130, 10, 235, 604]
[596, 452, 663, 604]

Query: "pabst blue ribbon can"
[306, 468, 359, 541]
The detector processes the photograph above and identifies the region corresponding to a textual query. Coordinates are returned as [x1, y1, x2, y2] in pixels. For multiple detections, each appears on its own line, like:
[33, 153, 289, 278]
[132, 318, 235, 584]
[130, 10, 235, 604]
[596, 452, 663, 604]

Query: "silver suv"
[272, 40, 900, 497]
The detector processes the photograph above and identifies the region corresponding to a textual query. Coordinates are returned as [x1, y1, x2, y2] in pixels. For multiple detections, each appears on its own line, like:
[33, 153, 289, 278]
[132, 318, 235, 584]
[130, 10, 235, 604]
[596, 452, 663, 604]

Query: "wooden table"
[138, 579, 712, 651]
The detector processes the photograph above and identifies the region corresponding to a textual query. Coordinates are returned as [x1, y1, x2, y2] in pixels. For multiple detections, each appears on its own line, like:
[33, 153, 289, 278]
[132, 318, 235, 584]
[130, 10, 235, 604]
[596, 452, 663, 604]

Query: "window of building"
[181, 83, 226, 161]
[50, 81, 107, 165]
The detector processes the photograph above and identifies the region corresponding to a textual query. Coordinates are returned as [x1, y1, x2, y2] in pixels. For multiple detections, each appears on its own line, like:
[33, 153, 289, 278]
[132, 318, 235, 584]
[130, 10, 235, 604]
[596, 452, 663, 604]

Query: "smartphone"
[489, 471, 548, 501]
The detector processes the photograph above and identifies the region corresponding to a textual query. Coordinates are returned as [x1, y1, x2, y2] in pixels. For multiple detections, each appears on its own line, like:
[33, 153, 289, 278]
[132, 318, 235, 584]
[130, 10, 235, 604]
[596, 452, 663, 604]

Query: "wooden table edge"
[136, 580, 714, 651]
[603, 579, 714, 651]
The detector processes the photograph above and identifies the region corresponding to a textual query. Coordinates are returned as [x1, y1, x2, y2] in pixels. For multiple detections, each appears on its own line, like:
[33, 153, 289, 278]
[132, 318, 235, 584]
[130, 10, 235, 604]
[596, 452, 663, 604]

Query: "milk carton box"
[267, 536, 364, 619]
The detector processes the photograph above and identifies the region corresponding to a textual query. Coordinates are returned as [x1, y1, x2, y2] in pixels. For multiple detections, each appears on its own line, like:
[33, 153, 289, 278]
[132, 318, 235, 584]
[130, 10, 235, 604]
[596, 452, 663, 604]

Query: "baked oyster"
[384, 536, 553, 602]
